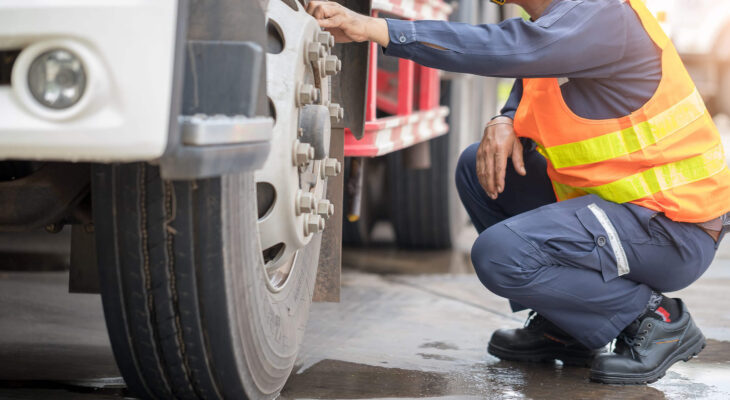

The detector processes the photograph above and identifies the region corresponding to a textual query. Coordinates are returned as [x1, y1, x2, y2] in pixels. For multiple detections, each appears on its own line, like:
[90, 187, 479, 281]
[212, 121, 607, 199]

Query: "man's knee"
[470, 223, 524, 297]
[455, 143, 480, 193]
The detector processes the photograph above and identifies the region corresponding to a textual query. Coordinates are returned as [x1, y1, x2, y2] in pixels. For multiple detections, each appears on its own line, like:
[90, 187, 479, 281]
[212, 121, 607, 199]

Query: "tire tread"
[387, 133, 451, 249]
[94, 164, 224, 400]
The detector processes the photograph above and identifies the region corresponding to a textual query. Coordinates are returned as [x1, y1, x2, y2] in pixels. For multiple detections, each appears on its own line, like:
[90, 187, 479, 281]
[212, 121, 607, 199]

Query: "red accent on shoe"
[655, 307, 671, 323]
[543, 333, 568, 345]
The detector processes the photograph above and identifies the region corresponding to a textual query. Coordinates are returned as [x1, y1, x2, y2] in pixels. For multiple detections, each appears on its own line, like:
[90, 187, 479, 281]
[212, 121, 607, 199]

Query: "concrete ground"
[0, 231, 729, 399]
[282, 247, 730, 400]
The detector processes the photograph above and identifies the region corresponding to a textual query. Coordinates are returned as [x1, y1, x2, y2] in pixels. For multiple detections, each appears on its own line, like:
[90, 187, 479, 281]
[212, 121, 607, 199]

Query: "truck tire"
[387, 131, 452, 249]
[93, 164, 320, 400]
[385, 78, 482, 250]
[92, 2, 342, 397]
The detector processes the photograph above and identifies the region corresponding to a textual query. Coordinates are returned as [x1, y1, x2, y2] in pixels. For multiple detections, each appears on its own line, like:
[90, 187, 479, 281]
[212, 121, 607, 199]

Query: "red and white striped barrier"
[345, 106, 449, 157]
[343, 0, 452, 157]
[372, 0, 452, 21]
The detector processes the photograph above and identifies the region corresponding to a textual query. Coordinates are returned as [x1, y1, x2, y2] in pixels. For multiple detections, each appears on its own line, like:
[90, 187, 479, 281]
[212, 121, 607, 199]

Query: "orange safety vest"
[514, 0, 730, 223]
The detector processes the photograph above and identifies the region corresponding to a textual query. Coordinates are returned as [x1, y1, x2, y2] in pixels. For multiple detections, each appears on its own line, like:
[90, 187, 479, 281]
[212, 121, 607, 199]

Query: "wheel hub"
[256, 0, 343, 291]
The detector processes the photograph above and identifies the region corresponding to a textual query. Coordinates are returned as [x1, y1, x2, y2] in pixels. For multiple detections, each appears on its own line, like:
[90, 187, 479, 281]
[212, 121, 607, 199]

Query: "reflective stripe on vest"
[544, 90, 707, 169]
[552, 142, 727, 204]
[513, 0, 730, 222]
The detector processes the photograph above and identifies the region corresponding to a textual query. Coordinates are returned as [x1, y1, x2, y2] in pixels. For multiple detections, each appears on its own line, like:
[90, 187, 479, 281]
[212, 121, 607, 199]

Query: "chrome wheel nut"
[329, 103, 344, 122]
[324, 55, 342, 76]
[317, 31, 335, 49]
[306, 42, 325, 63]
[298, 84, 316, 106]
[304, 214, 326, 236]
[317, 199, 335, 219]
[321, 158, 342, 178]
[296, 190, 317, 215]
[293, 140, 315, 166]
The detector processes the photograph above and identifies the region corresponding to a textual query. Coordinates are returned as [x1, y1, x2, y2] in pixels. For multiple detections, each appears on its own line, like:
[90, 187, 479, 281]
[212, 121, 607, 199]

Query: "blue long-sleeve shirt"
[383, 0, 662, 120]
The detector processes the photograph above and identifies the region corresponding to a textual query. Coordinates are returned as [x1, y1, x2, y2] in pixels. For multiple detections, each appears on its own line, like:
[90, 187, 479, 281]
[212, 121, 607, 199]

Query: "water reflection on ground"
[283, 248, 730, 400]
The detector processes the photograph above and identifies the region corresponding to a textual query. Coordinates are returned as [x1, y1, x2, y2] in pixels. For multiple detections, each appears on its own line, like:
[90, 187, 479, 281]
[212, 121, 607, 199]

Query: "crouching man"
[307, 0, 730, 383]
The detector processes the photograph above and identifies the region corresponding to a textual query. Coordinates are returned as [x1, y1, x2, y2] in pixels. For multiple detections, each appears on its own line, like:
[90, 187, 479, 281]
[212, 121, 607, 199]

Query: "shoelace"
[615, 322, 652, 360]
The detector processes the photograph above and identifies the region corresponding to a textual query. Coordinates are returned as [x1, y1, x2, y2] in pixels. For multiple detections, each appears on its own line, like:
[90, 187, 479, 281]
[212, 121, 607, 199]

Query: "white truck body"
[0, 0, 178, 162]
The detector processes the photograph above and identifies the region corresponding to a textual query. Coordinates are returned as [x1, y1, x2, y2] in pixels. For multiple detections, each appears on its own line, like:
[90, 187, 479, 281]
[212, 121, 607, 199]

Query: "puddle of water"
[282, 359, 666, 400]
[282, 360, 455, 400]
[419, 342, 459, 351]
[417, 353, 458, 362]
[282, 340, 730, 400]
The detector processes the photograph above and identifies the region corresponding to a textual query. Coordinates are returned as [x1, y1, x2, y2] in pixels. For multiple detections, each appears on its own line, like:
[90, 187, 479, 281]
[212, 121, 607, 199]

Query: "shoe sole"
[589, 333, 706, 384]
[487, 342, 597, 367]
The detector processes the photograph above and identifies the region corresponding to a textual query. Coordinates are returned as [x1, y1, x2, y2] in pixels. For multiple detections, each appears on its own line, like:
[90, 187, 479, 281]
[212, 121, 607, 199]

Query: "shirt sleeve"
[499, 79, 523, 120]
[382, 0, 627, 79]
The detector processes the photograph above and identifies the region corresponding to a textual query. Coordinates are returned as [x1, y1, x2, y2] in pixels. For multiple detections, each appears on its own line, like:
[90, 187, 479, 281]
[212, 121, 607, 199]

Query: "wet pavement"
[279, 251, 730, 400]
[0, 236, 729, 399]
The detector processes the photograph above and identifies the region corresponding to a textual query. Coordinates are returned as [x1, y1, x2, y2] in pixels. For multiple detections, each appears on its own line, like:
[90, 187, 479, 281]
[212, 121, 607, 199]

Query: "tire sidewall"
[219, 172, 320, 398]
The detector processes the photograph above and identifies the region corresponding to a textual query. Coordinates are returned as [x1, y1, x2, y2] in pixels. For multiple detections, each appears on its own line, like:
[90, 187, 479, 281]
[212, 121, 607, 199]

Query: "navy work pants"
[456, 143, 717, 349]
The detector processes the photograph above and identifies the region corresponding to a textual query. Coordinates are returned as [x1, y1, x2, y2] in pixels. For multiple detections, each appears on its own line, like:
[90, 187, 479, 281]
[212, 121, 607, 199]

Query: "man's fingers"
[494, 147, 508, 194]
[484, 142, 496, 199]
[307, 1, 323, 17]
[307, 1, 338, 21]
[476, 155, 489, 194]
[307, 0, 322, 14]
[318, 15, 344, 29]
[476, 138, 489, 191]
[512, 139, 526, 176]
[306, 0, 328, 15]
[476, 134, 492, 196]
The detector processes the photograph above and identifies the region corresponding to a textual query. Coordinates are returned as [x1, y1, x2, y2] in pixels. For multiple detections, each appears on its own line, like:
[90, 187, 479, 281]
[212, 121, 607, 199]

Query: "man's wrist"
[367, 17, 390, 48]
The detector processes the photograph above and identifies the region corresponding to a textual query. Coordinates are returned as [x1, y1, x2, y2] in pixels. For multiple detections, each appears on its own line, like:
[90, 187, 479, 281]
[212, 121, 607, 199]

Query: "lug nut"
[304, 214, 326, 236]
[294, 140, 315, 166]
[306, 42, 324, 63]
[329, 103, 344, 122]
[298, 84, 316, 106]
[324, 55, 341, 76]
[321, 158, 342, 178]
[317, 31, 335, 49]
[296, 190, 317, 215]
[317, 199, 335, 219]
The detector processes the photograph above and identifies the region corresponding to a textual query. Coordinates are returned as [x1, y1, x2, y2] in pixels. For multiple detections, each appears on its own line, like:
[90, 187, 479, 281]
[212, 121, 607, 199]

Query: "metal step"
[179, 114, 272, 146]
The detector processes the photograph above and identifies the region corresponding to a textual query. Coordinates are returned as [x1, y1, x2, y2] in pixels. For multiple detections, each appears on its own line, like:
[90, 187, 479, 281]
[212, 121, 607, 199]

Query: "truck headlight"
[27, 49, 86, 109]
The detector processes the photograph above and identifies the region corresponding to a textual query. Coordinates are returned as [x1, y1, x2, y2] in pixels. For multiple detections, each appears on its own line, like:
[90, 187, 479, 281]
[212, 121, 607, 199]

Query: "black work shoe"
[590, 299, 706, 384]
[487, 311, 602, 367]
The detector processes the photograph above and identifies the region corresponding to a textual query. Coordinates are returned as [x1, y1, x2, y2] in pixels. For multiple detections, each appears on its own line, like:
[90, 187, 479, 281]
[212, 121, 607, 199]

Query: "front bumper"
[0, 0, 179, 163]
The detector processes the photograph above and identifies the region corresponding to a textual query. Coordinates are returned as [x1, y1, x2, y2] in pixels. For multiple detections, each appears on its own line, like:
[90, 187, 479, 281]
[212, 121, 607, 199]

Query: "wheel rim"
[255, 0, 342, 292]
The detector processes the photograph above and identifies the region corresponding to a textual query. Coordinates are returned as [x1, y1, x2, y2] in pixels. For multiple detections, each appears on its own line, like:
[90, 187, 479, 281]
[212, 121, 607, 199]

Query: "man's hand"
[477, 117, 527, 200]
[306, 1, 390, 47]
